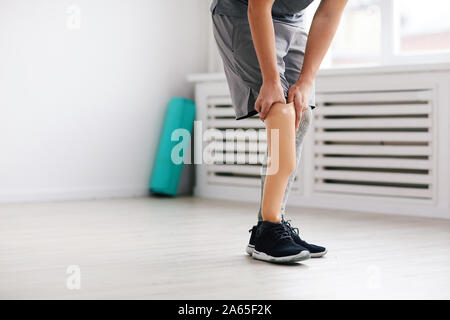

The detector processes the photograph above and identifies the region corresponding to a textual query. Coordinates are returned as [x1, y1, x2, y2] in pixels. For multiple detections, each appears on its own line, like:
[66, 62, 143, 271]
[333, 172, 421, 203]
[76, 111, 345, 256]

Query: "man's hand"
[287, 81, 311, 131]
[254, 81, 286, 121]
[248, 0, 283, 121]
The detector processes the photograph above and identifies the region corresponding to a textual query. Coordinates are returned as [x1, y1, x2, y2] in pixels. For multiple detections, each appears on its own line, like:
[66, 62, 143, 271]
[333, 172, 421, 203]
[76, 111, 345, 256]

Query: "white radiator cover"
[188, 64, 450, 219]
[313, 89, 434, 201]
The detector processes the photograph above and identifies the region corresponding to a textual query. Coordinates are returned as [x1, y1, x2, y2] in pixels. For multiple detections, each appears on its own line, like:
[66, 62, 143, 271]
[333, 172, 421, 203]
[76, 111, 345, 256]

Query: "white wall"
[0, 0, 210, 202]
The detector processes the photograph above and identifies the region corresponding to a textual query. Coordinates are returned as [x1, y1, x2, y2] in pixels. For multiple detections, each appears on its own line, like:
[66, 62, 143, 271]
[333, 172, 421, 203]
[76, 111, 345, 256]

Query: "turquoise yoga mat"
[150, 97, 196, 196]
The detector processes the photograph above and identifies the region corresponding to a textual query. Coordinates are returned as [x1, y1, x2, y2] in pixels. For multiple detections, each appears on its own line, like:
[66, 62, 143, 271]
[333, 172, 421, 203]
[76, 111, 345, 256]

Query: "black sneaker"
[245, 225, 258, 256]
[252, 221, 310, 263]
[282, 219, 327, 258]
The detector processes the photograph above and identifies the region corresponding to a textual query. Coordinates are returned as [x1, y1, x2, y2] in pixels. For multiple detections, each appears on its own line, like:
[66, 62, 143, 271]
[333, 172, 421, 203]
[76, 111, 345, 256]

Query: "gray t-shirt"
[210, 0, 314, 27]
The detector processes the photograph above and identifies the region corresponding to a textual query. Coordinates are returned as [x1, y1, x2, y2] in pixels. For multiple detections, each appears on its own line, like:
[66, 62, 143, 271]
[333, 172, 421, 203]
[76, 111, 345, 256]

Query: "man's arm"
[248, 0, 286, 120]
[300, 0, 347, 85]
[288, 0, 348, 129]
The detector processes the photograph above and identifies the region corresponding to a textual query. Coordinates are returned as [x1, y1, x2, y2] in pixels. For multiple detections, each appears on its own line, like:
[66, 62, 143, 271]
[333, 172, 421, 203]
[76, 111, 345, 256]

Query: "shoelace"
[272, 223, 293, 241]
[283, 219, 300, 236]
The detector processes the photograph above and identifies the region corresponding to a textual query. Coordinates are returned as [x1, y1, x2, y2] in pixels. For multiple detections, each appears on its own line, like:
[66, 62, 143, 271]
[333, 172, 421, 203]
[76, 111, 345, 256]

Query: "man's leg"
[258, 107, 312, 221]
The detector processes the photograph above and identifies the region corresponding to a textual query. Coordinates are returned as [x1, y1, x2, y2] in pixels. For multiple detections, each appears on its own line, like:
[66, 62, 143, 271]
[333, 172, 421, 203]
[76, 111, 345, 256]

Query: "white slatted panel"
[204, 96, 266, 187]
[313, 89, 435, 200]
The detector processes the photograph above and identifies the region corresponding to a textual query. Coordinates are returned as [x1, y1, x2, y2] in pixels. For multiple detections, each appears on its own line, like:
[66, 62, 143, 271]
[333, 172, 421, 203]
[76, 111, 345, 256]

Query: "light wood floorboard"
[0, 197, 449, 299]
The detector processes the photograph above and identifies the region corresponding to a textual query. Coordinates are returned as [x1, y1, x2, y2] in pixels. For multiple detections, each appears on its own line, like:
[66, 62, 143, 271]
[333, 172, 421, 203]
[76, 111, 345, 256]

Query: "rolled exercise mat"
[150, 97, 196, 196]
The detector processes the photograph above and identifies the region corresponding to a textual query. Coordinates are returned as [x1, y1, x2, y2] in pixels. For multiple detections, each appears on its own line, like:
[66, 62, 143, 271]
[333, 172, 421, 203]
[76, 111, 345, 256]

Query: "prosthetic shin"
[260, 102, 297, 222]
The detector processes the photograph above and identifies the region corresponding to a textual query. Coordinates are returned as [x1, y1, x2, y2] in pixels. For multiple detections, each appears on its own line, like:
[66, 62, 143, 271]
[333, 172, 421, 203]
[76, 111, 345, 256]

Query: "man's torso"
[210, 0, 315, 27]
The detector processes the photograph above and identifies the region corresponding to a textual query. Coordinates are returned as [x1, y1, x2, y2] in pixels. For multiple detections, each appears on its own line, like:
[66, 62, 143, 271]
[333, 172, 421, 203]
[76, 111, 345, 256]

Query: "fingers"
[294, 94, 303, 131]
[259, 100, 271, 121]
[295, 110, 302, 131]
[254, 96, 262, 113]
[287, 88, 294, 104]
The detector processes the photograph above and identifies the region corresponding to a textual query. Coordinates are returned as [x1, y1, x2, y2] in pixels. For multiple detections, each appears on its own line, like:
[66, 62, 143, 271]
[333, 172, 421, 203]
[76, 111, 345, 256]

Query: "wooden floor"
[0, 196, 449, 299]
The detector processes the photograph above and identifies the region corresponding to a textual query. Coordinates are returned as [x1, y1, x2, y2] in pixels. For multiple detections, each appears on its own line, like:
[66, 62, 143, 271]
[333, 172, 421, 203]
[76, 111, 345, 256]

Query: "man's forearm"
[248, 0, 279, 84]
[298, 0, 347, 85]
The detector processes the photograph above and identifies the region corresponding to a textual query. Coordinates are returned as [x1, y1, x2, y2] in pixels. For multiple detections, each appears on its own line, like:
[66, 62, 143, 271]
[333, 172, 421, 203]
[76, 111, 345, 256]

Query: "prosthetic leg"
[260, 102, 297, 223]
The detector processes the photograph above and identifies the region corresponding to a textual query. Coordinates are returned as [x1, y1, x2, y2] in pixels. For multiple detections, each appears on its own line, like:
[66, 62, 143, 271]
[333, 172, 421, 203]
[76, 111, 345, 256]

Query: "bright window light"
[305, 0, 450, 68]
[331, 0, 381, 66]
[396, 0, 450, 54]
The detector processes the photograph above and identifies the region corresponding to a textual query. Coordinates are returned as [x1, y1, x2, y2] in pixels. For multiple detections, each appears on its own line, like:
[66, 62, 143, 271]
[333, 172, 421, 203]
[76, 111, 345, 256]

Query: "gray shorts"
[212, 13, 315, 120]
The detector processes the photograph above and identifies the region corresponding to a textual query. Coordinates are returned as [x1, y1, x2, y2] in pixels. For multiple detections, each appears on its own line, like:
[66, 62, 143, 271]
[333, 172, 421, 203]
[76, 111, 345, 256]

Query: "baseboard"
[194, 185, 450, 220]
[0, 186, 150, 204]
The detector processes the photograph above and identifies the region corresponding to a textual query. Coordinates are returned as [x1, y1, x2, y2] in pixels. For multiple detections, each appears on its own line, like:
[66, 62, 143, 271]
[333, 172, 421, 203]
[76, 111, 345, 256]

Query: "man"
[211, 0, 347, 263]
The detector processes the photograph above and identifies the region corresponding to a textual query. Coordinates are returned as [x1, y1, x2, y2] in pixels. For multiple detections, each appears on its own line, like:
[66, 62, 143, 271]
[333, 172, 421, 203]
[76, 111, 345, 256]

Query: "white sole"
[245, 244, 255, 256]
[248, 244, 326, 259]
[310, 249, 327, 258]
[252, 249, 311, 263]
